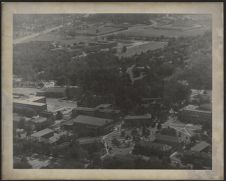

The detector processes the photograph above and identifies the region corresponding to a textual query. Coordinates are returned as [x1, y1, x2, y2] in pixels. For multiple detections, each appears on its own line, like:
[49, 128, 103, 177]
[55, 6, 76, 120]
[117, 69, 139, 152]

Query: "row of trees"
[102, 154, 171, 169]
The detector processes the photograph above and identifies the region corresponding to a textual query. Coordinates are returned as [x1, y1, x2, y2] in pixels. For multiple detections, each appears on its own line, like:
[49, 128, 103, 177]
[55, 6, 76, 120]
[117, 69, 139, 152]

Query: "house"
[15, 128, 27, 139]
[190, 141, 210, 153]
[161, 124, 201, 144]
[169, 152, 183, 167]
[178, 104, 212, 124]
[48, 134, 61, 144]
[30, 116, 54, 131]
[30, 128, 54, 143]
[72, 115, 114, 136]
[189, 89, 211, 104]
[123, 114, 152, 127]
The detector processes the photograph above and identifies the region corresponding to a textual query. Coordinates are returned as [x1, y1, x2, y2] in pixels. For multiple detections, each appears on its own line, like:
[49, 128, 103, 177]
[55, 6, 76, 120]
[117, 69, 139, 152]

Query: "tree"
[160, 127, 177, 136]
[142, 126, 150, 137]
[71, 109, 77, 118]
[121, 46, 127, 53]
[18, 118, 25, 129]
[111, 138, 120, 147]
[157, 123, 162, 130]
[102, 154, 135, 169]
[25, 108, 37, 117]
[163, 78, 191, 106]
[131, 129, 138, 138]
[120, 130, 125, 137]
[151, 122, 156, 128]
[14, 157, 31, 169]
[56, 111, 63, 120]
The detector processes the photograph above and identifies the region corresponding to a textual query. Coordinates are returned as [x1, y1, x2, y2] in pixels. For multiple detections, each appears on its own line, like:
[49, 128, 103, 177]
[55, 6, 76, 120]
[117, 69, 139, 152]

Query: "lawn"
[117, 41, 168, 58]
[118, 25, 209, 38]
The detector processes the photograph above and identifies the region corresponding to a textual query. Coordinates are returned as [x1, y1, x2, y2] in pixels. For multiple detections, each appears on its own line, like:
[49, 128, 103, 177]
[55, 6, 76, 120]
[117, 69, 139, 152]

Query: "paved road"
[13, 25, 63, 45]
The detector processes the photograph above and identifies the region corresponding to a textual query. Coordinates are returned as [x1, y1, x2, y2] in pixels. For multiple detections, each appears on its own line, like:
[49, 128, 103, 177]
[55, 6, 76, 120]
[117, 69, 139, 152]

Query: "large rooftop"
[76, 107, 96, 112]
[77, 137, 101, 145]
[181, 104, 211, 113]
[31, 116, 48, 123]
[73, 115, 113, 127]
[13, 99, 47, 106]
[42, 86, 66, 93]
[191, 141, 210, 152]
[124, 114, 152, 120]
[31, 128, 54, 138]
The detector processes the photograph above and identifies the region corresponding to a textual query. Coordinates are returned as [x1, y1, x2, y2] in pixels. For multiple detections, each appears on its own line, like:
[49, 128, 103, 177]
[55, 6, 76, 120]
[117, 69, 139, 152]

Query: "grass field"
[118, 25, 209, 38]
[73, 25, 126, 36]
[117, 41, 167, 58]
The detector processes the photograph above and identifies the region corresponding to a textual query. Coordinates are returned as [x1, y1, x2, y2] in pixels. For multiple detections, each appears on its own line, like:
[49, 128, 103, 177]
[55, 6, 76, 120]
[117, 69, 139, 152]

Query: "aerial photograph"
[13, 14, 212, 169]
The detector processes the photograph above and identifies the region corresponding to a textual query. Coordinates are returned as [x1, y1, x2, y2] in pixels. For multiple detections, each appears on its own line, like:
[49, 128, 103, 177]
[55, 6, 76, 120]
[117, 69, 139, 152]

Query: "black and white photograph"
[12, 13, 213, 170]
[1, 2, 224, 180]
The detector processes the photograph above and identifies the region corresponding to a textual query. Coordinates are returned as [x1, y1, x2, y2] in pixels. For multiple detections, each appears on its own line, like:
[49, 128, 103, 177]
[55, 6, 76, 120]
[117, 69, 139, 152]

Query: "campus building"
[63, 115, 114, 136]
[74, 107, 96, 116]
[13, 99, 47, 114]
[178, 105, 212, 124]
[123, 114, 152, 127]
[30, 128, 54, 143]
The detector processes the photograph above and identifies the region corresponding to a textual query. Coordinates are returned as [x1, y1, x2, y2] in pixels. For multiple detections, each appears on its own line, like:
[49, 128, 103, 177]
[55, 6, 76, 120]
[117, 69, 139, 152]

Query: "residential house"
[30, 128, 54, 143]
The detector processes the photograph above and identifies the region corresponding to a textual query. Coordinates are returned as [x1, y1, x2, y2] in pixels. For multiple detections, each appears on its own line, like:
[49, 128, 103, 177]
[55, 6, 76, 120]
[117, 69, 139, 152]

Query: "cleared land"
[117, 41, 168, 58]
[117, 25, 209, 38]
[71, 25, 126, 36]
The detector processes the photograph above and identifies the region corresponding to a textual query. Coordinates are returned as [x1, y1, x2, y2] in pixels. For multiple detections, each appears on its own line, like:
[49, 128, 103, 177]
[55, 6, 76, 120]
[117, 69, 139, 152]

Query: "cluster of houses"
[13, 84, 212, 169]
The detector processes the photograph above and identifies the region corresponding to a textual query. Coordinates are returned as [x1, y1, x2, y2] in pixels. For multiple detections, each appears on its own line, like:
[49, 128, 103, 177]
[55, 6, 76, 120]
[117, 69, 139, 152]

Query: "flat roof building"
[178, 104, 212, 124]
[123, 114, 152, 127]
[13, 99, 47, 114]
[190, 141, 210, 152]
[155, 134, 179, 146]
[75, 107, 96, 116]
[30, 128, 54, 143]
[71, 115, 114, 136]
[77, 137, 101, 145]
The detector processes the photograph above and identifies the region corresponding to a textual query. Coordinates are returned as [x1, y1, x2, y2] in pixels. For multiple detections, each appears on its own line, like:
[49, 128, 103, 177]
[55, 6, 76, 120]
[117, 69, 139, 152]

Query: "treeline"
[83, 14, 154, 25]
[13, 31, 211, 112]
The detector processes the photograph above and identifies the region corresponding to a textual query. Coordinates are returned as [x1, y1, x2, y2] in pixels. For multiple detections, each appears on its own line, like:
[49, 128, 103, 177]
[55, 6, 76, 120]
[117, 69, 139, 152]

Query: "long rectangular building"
[13, 99, 47, 114]
[63, 115, 114, 136]
[123, 114, 152, 127]
[178, 104, 211, 124]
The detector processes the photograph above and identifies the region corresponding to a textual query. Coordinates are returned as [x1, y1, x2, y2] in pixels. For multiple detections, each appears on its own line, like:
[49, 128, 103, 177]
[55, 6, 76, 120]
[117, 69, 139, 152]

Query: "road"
[14, 20, 158, 44]
[13, 25, 63, 45]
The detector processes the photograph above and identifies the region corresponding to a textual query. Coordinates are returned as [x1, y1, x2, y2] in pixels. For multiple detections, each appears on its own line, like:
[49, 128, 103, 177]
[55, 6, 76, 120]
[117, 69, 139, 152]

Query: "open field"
[117, 41, 168, 58]
[70, 25, 126, 36]
[117, 25, 209, 38]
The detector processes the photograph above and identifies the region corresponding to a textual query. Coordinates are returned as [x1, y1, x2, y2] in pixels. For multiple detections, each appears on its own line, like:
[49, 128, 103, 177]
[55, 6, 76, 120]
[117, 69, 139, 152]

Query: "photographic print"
[2, 2, 223, 180]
